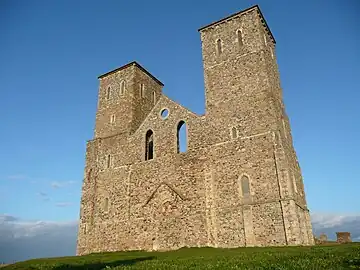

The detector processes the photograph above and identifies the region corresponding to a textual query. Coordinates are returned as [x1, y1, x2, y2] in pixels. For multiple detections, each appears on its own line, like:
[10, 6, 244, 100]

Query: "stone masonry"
[76, 5, 315, 255]
[336, 232, 352, 243]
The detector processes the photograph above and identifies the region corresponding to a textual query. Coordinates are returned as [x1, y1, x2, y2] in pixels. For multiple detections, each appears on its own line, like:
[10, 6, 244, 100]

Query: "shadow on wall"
[52, 256, 155, 270]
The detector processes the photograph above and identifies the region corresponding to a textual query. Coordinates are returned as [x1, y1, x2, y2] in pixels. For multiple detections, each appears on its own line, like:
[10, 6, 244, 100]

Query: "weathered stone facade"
[76, 5, 314, 255]
[336, 232, 352, 243]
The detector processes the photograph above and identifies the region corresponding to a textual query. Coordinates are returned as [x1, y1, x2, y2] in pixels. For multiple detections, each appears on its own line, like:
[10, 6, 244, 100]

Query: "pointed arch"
[145, 129, 154, 160]
[216, 38, 222, 55]
[177, 120, 187, 153]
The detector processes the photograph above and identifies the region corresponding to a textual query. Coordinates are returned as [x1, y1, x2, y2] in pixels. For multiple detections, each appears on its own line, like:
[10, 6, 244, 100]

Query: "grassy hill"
[2, 243, 360, 270]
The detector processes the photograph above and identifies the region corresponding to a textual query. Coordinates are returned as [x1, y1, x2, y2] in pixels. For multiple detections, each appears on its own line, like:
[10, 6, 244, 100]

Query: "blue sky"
[1, 0, 359, 226]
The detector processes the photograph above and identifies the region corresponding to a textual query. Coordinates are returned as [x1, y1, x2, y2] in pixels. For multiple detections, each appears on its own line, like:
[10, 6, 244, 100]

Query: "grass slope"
[3, 244, 360, 270]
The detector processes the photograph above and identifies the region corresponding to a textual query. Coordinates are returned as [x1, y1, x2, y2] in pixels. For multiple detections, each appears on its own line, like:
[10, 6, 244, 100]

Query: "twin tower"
[77, 5, 314, 255]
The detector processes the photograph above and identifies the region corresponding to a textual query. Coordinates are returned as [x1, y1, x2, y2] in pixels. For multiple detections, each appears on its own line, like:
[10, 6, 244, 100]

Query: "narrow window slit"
[241, 175, 250, 196]
[106, 87, 111, 99]
[237, 30, 243, 47]
[107, 154, 111, 168]
[152, 92, 156, 105]
[145, 130, 154, 160]
[120, 81, 125, 95]
[140, 84, 145, 98]
[104, 198, 109, 211]
[216, 39, 222, 55]
[232, 127, 237, 139]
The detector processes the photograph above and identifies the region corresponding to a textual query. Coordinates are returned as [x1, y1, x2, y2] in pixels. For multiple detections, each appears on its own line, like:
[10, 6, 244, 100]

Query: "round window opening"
[160, 109, 169, 119]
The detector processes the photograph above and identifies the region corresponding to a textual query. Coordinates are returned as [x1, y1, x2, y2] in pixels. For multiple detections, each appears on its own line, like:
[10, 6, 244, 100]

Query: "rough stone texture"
[76, 5, 314, 256]
[318, 233, 328, 243]
[336, 232, 352, 243]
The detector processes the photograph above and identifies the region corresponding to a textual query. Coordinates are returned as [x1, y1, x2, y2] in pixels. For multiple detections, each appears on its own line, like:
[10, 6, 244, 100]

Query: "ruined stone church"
[77, 5, 314, 255]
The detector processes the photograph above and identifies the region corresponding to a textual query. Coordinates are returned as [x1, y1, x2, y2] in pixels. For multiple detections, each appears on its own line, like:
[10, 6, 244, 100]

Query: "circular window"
[160, 108, 169, 119]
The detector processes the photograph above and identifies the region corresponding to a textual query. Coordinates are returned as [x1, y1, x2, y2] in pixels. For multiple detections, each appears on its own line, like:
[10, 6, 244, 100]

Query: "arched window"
[106, 86, 111, 99]
[241, 175, 250, 196]
[177, 121, 187, 153]
[216, 39, 222, 55]
[237, 30, 243, 47]
[140, 83, 145, 98]
[145, 130, 154, 160]
[120, 80, 125, 95]
[231, 127, 237, 139]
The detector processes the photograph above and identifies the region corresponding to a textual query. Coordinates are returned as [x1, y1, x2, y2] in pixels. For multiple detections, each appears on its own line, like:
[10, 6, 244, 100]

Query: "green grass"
[3, 243, 360, 270]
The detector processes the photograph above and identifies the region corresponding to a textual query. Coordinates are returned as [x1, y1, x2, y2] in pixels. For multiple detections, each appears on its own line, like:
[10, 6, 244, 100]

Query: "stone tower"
[197, 5, 314, 247]
[94, 62, 163, 138]
[77, 5, 314, 256]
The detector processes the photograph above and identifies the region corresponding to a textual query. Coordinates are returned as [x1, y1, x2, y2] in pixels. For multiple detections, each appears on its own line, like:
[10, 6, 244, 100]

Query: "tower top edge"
[197, 4, 276, 44]
[98, 61, 164, 86]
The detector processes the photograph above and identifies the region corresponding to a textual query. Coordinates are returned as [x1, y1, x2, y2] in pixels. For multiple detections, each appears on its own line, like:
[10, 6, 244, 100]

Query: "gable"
[135, 94, 199, 136]
[144, 181, 187, 207]
[127, 95, 200, 160]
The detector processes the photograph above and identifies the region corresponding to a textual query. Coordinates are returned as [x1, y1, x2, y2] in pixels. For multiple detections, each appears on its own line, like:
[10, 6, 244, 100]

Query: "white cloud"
[311, 213, 359, 228]
[55, 202, 73, 207]
[5, 174, 78, 187]
[6, 174, 29, 180]
[0, 212, 358, 264]
[311, 212, 360, 240]
[0, 215, 78, 263]
[51, 181, 76, 189]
